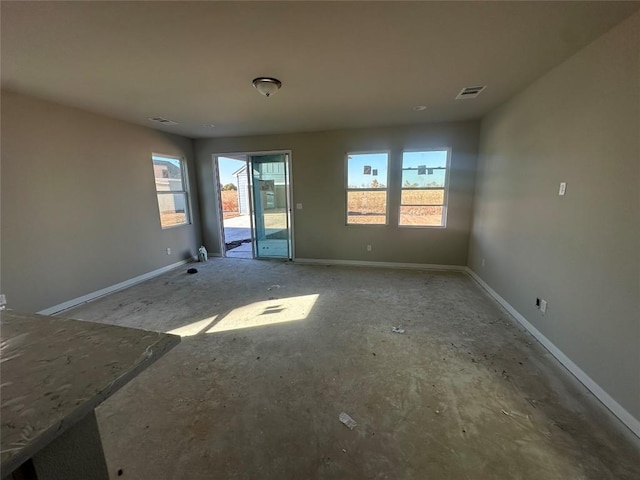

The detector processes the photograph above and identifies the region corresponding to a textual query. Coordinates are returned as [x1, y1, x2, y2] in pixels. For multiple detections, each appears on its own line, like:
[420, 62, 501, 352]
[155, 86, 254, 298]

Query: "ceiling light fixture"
[252, 77, 282, 97]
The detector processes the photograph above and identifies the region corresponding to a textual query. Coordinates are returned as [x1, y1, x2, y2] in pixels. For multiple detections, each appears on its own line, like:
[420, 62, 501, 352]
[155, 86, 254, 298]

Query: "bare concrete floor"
[65, 259, 640, 479]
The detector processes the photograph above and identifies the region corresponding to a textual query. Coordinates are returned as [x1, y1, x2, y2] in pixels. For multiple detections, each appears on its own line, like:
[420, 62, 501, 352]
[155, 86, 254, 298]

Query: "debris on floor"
[391, 326, 405, 334]
[187, 268, 198, 274]
[267, 284, 281, 290]
[338, 412, 357, 430]
[500, 409, 529, 420]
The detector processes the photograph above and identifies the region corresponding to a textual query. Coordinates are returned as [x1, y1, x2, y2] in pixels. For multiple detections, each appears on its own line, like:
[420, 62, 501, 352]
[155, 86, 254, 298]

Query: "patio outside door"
[249, 153, 291, 259]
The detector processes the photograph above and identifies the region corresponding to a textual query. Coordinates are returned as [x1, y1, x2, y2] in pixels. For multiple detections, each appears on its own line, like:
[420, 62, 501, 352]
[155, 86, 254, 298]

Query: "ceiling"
[2, 1, 638, 139]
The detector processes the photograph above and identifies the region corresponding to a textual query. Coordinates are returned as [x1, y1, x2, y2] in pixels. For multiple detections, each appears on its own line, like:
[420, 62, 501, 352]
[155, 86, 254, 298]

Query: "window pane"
[347, 153, 388, 189]
[157, 193, 189, 227]
[401, 189, 444, 205]
[153, 156, 184, 192]
[399, 206, 443, 227]
[402, 150, 447, 188]
[347, 191, 387, 224]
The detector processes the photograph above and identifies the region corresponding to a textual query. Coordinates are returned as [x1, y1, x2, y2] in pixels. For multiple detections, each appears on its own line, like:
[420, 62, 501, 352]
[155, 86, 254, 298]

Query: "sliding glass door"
[249, 153, 291, 259]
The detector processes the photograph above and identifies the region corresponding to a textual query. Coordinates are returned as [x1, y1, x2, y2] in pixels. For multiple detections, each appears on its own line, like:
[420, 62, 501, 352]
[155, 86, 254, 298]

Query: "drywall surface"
[469, 13, 640, 424]
[195, 121, 479, 264]
[0, 90, 201, 312]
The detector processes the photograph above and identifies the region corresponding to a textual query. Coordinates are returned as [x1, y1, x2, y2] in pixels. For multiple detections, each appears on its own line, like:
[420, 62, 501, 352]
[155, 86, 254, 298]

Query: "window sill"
[398, 224, 446, 229]
[161, 222, 192, 231]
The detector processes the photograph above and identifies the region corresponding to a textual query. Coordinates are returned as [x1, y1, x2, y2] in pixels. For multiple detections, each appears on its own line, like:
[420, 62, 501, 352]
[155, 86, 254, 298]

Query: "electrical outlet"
[166, 247, 171, 255]
[481, 258, 485, 267]
[296, 203, 303, 210]
[367, 245, 372, 252]
[540, 299, 547, 314]
[536, 297, 548, 314]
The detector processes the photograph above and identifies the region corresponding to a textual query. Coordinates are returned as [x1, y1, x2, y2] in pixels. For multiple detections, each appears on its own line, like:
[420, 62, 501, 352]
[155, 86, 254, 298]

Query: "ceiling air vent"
[455, 86, 486, 100]
[148, 117, 178, 125]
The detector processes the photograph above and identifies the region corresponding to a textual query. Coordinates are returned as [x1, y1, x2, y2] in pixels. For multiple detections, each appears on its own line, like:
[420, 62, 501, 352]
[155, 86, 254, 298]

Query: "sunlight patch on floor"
[167, 316, 218, 337]
[207, 294, 319, 333]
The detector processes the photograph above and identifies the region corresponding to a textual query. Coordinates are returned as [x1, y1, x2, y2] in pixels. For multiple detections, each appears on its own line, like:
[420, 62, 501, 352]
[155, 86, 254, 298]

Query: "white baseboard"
[38, 257, 196, 316]
[465, 267, 640, 439]
[294, 258, 466, 271]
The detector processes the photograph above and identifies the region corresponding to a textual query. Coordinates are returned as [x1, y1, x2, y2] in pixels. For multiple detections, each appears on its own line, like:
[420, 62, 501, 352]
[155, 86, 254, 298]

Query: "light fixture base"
[252, 77, 282, 97]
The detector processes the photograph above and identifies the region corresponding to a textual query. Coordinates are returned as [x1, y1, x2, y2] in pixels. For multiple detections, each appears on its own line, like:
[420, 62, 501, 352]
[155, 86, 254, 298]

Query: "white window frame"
[399, 148, 451, 229]
[345, 150, 390, 226]
[152, 153, 191, 229]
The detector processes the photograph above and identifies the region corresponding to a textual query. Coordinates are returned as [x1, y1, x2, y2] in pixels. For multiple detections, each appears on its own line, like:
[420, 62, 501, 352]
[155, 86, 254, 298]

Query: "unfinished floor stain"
[65, 259, 640, 479]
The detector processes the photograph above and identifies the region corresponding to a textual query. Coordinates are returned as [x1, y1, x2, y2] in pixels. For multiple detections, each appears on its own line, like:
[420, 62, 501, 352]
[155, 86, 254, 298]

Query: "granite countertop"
[0, 310, 180, 474]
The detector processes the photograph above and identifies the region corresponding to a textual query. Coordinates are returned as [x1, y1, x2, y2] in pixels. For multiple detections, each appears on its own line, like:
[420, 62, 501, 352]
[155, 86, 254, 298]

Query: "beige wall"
[469, 13, 639, 423]
[194, 121, 479, 265]
[1, 90, 201, 313]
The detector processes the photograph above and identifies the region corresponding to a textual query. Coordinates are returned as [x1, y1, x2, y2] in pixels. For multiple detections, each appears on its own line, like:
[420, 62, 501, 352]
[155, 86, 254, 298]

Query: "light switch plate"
[559, 182, 567, 196]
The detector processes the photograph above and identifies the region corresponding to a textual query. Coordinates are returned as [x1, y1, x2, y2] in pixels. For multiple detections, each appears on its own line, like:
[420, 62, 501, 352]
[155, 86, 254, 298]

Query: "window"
[152, 154, 190, 228]
[346, 152, 389, 225]
[400, 149, 449, 227]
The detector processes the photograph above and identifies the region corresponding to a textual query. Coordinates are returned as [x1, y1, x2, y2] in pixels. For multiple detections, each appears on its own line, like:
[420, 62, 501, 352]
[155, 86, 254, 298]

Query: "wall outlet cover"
[559, 182, 567, 196]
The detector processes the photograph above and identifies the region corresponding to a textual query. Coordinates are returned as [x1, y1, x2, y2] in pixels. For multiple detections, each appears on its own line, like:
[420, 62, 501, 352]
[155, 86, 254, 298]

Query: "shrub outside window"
[346, 152, 389, 225]
[152, 154, 190, 228]
[399, 149, 450, 227]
